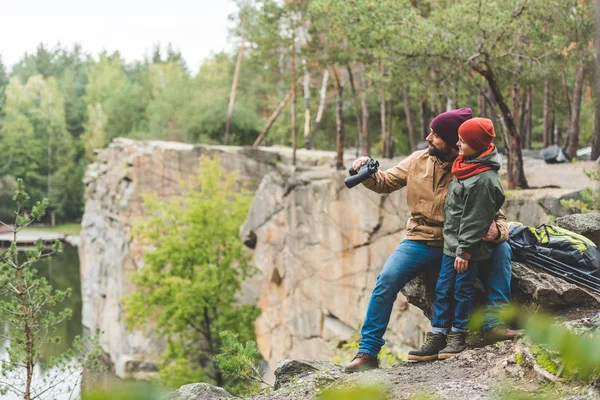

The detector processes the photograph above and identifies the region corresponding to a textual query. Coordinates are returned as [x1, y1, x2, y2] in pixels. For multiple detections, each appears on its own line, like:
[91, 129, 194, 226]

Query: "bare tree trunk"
[224, 9, 247, 145]
[592, 0, 600, 160]
[478, 88, 486, 117]
[307, 69, 329, 149]
[331, 66, 345, 170]
[511, 83, 520, 140]
[290, 21, 297, 166]
[566, 61, 585, 159]
[347, 64, 363, 155]
[359, 65, 370, 155]
[302, 60, 311, 150]
[543, 80, 551, 148]
[527, 85, 533, 149]
[403, 86, 417, 152]
[473, 63, 528, 189]
[379, 90, 390, 158]
[562, 65, 573, 123]
[520, 85, 533, 149]
[420, 96, 429, 140]
[253, 81, 300, 147]
[482, 88, 510, 150]
[388, 98, 393, 141]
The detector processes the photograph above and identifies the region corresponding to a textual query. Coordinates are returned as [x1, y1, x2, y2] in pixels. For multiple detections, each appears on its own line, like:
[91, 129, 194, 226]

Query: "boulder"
[274, 360, 342, 390]
[167, 383, 233, 400]
[556, 212, 600, 247]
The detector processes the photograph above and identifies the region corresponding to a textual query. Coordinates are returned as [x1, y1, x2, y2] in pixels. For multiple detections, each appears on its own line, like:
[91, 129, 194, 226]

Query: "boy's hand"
[454, 257, 469, 273]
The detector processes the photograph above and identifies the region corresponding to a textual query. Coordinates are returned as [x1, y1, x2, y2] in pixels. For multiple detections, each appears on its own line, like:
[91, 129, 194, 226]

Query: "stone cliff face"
[79, 139, 277, 378]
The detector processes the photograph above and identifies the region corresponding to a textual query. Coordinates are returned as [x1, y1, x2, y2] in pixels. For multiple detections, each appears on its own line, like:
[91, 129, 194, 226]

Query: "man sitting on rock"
[344, 108, 520, 373]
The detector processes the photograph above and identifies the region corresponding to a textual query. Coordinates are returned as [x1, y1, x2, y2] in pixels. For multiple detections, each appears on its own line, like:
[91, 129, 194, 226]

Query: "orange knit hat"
[458, 118, 496, 152]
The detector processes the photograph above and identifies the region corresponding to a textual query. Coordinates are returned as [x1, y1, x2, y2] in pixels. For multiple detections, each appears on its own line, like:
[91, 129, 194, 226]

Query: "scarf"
[451, 144, 496, 180]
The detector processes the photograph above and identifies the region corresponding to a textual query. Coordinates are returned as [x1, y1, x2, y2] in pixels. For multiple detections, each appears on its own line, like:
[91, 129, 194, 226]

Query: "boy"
[408, 117, 505, 361]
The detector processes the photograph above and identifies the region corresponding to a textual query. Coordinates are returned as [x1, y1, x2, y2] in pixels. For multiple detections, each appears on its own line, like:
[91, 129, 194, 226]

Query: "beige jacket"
[362, 150, 508, 247]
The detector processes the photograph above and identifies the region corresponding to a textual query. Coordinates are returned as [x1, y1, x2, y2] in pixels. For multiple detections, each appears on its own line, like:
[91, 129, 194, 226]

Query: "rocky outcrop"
[556, 212, 600, 246]
[167, 383, 234, 400]
[79, 139, 280, 378]
[80, 140, 595, 380]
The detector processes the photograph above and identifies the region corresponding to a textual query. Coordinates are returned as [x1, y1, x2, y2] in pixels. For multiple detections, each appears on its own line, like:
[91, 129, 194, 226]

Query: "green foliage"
[0, 179, 103, 398]
[475, 305, 600, 382]
[560, 169, 600, 213]
[318, 385, 388, 400]
[213, 330, 265, 396]
[83, 381, 167, 400]
[122, 155, 260, 391]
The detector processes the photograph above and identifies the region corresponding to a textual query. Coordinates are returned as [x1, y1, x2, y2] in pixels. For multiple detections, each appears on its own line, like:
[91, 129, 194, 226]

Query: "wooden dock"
[0, 230, 67, 247]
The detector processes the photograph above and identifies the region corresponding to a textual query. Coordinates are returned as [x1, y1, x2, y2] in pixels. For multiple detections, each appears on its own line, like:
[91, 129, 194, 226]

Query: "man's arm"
[352, 155, 412, 194]
[482, 210, 509, 243]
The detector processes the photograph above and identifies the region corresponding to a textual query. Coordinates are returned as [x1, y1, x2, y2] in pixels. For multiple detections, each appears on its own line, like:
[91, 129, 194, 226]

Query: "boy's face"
[457, 135, 477, 157]
[426, 129, 455, 158]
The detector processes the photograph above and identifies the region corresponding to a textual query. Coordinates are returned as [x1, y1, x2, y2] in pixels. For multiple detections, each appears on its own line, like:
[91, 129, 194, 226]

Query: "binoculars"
[344, 159, 379, 189]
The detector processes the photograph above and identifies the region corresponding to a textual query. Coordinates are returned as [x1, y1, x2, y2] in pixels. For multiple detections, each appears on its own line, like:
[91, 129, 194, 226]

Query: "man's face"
[426, 129, 455, 158]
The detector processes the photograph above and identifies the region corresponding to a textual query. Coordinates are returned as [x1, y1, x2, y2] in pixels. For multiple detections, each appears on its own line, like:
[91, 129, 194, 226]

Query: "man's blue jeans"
[357, 240, 512, 358]
[431, 254, 480, 334]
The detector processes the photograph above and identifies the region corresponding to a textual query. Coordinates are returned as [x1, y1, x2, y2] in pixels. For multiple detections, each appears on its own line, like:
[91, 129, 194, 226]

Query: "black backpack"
[508, 222, 600, 279]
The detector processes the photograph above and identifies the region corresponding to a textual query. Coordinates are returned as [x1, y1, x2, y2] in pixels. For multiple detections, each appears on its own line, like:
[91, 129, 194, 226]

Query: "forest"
[0, 0, 596, 221]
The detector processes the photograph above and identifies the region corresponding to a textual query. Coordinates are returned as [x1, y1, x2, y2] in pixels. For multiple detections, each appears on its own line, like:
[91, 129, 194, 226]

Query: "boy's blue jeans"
[358, 240, 512, 358]
[431, 254, 480, 334]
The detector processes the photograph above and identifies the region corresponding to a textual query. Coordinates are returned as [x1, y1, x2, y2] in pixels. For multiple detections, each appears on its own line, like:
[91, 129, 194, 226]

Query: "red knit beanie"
[458, 118, 496, 152]
[430, 108, 473, 149]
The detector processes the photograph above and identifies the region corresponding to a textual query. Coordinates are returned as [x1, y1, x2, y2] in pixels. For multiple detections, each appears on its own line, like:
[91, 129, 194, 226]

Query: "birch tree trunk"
[224, 9, 247, 145]
[307, 69, 329, 149]
[302, 60, 311, 149]
[290, 19, 297, 166]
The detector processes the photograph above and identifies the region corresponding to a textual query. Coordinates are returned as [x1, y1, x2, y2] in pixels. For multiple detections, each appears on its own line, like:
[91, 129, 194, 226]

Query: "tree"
[82, 53, 138, 158]
[225, 3, 249, 145]
[2, 75, 78, 219]
[0, 179, 103, 399]
[122, 156, 260, 392]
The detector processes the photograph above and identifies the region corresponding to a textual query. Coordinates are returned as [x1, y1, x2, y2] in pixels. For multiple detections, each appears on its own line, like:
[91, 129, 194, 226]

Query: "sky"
[0, 0, 239, 73]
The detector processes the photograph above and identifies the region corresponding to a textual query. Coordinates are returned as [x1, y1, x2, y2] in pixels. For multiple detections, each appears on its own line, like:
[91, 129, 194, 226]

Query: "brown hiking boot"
[483, 325, 524, 345]
[344, 352, 379, 373]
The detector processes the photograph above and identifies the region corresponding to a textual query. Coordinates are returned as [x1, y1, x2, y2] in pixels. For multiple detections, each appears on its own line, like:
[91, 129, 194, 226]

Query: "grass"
[29, 223, 81, 235]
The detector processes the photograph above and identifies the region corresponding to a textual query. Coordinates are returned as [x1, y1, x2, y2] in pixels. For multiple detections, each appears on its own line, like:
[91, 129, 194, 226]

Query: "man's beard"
[427, 143, 455, 159]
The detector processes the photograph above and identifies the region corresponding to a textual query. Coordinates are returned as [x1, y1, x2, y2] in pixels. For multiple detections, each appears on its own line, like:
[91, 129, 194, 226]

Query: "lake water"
[0, 244, 84, 400]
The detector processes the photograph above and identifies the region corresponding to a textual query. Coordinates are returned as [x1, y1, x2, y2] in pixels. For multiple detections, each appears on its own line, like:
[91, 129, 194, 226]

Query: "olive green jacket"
[442, 147, 505, 261]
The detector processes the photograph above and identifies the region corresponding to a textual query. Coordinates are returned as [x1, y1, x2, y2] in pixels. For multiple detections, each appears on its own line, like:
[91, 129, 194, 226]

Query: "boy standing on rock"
[408, 118, 506, 361]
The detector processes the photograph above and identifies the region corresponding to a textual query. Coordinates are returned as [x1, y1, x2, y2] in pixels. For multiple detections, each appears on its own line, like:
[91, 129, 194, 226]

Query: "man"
[344, 108, 520, 373]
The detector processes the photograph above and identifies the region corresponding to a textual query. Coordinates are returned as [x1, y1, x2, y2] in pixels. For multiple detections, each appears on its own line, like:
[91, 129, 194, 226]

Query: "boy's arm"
[456, 184, 503, 261]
